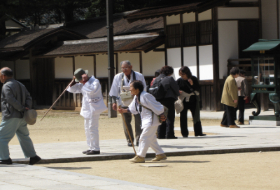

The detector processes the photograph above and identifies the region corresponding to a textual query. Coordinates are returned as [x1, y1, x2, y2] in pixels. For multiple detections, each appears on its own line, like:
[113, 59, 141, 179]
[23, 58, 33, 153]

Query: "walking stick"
[41, 79, 74, 121]
[118, 105, 137, 155]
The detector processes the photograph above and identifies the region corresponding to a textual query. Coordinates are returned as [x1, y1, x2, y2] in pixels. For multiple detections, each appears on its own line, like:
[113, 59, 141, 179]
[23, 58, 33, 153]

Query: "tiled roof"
[65, 14, 163, 39]
[0, 27, 87, 50]
[42, 36, 164, 56]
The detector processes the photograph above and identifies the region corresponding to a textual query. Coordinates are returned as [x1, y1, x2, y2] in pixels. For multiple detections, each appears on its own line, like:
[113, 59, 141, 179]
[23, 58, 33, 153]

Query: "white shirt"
[109, 71, 146, 100]
[67, 76, 107, 119]
[129, 91, 164, 128]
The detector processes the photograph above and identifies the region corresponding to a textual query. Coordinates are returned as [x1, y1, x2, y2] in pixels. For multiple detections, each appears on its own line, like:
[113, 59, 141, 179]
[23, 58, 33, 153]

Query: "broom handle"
[119, 105, 137, 155]
[41, 79, 74, 121]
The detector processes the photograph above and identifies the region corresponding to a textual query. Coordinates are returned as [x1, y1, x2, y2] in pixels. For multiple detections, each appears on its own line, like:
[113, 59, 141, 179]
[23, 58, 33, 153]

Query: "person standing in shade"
[68, 68, 107, 155]
[152, 66, 180, 139]
[235, 70, 249, 125]
[0, 67, 41, 165]
[118, 80, 167, 163]
[220, 67, 240, 128]
[176, 66, 206, 137]
[109, 60, 146, 146]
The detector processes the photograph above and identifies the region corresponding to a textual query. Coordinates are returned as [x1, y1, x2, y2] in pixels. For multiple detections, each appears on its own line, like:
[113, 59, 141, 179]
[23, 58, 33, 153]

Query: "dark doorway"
[34, 58, 54, 106]
[239, 20, 260, 58]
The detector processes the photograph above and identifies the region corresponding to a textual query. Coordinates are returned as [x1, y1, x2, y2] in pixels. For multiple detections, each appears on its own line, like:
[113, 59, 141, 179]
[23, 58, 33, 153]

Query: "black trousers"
[235, 96, 245, 123]
[180, 101, 203, 137]
[221, 104, 236, 126]
[157, 98, 176, 138]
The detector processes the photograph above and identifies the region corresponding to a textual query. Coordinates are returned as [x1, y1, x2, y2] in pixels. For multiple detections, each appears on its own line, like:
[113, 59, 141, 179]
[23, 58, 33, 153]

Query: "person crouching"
[118, 80, 167, 163]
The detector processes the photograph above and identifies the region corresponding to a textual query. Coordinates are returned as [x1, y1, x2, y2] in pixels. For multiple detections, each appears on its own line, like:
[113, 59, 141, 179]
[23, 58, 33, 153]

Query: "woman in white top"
[118, 80, 167, 163]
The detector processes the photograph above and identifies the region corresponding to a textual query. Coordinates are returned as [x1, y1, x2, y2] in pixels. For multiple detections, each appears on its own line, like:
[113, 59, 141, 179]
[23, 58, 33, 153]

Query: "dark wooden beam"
[259, 0, 262, 38]
[212, 7, 221, 111]
[195, 11, 200, 79]
[277, 0, 279, 39]
[180, 13, 184, 67]
[139, 51, 143, 73]
[72, 56, 75, 73]
[153, 48, 165, 52]
[225, 2, 259, 7]
[115, 53, 118, 74]
[93, 55, 96, 76]
[164, 16, 168, 66]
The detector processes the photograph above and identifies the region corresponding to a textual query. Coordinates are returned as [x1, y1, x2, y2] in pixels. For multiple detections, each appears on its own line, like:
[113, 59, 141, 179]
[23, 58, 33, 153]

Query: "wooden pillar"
[164, 16, 168, 66]
[115, 53, 118, 74]
[13, 60, 16, 79]
[29, 49, 36, 107]
[93, 55, 96, 76]
[212, 8, 222, 111]
[139, 51, 143, 73]
[195, 11, 200, 79]
[180, 14, 184, 67]
[72, 56, 75, 73]
[259, 0, 263, 38]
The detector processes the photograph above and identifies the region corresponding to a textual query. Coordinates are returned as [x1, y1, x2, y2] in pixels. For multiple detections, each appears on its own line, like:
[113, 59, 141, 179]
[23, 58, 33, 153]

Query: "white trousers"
[137, 125, 164, 157]
[84, 115, 100, 151]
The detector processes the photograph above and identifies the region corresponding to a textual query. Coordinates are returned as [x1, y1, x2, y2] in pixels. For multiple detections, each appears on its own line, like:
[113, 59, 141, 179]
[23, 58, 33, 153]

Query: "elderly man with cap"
[109, 60, 146, 147]
[0, 67, 41, 165]
[68, 68, 107, 155]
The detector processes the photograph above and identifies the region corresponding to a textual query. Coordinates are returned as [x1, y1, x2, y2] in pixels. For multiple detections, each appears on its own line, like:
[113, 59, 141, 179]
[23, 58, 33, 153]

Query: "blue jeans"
[0, 118, 36, 160]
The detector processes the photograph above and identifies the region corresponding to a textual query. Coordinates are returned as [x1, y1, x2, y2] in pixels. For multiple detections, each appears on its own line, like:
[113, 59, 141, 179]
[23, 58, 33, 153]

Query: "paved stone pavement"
[10, 124, 280, 164]
[0, 164, 174, 190]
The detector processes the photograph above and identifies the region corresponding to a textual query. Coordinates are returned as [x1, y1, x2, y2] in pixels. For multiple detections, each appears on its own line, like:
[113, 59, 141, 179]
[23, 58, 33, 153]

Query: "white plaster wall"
[183, 47, 197, 77]
[183, 12, 195, 23]
[199, 10, 212, 21]
[96, 54, 109, 78]
[218, 21, 239, 79]
[74, 56, 94, 76]
[218, 7, 259, 19]
[55, 57, 73, 78]
[142, 51, 165, 76]
[262, 0, 278, 39]
[166, 15, 180, 25]
[199, 45, 213, 80]
[118, 53, 140, 72]
[5, 20, 23, 29]
[167, 48, 181, 68]
[15, 59, 30, 79]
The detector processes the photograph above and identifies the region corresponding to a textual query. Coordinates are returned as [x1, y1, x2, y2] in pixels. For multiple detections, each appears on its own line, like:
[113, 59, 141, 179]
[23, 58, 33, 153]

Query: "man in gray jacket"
[0, 67, 41, 165]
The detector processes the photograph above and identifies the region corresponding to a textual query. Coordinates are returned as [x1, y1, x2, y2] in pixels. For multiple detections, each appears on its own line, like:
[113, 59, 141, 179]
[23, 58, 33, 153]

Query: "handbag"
[137, 98, 168, 123]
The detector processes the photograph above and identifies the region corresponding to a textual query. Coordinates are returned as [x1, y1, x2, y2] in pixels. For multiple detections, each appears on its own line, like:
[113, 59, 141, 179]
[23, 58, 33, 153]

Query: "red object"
[245, 96, 250, 104]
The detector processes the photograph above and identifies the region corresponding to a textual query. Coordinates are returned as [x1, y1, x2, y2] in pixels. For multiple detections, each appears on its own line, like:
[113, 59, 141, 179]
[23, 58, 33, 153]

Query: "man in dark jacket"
[152, 66, 180, 139]
[0, 67, 41, 165]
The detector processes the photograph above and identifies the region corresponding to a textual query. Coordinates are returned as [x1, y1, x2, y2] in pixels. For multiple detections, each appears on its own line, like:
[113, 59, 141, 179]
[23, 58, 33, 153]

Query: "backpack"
[148, 76, 166, 100]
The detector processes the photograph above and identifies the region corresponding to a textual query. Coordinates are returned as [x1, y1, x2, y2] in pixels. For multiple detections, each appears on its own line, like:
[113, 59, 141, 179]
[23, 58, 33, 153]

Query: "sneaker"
[29, 156, 41, 165]
[229, 125, 240, 128]
[0, 158, 12, 165]
[238, 121, 244, 125]
[152, 154, 167, 162]
[129, 156, 145, 163]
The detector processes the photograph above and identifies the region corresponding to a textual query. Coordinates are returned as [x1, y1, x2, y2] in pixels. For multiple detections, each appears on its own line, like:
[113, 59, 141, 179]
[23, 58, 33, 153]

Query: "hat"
[74, 68, 88, 82]
[24, 109, 37, 125]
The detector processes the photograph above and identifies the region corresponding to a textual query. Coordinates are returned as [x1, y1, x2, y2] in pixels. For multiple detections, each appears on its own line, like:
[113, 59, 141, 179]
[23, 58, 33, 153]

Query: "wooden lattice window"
[166, 24, 181, 48]
[199, 20, 212, 45]
[183, 22, 196, 46]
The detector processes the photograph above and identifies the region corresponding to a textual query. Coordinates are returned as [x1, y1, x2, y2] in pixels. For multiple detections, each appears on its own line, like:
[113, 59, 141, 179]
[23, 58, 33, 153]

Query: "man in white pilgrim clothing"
[68, 68, 107, 155]
[118, 80, 167, 163]
[109, 60, 146, 147]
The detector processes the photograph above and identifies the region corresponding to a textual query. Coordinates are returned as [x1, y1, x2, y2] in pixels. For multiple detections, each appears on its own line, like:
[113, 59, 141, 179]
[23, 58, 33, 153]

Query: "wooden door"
[239, 20, 260, 58]
[34, 58, 54, 105]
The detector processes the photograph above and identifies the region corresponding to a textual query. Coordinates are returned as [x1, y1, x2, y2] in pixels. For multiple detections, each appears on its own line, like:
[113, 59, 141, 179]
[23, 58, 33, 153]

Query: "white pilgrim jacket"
[128, 91, 164, 128]
[67, 76, 107, 119]
[109, 71, 146, 106]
